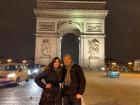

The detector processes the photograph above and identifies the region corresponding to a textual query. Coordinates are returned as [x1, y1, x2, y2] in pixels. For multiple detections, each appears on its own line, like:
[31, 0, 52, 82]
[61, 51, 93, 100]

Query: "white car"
[0, 63, 29, 86]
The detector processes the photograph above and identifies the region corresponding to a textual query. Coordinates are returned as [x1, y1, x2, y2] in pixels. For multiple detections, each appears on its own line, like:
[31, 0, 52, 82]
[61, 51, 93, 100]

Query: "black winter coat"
[62, 64, 86, 96]
[35, 68, 62, 105]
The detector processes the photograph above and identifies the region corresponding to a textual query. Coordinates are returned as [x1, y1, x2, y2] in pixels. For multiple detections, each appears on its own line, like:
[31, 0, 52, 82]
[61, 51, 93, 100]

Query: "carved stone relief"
[86, 23, 102, 33]
[40, 39, 51, 58]
[88, 39, 100, 59]
[38, 22, 55, 32]
[57, 21, 84, 32]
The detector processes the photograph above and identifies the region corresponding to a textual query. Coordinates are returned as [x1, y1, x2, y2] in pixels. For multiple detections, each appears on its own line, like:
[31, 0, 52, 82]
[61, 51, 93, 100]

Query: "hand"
[46, 83, 52, 89]
[76, 94, 82, 99]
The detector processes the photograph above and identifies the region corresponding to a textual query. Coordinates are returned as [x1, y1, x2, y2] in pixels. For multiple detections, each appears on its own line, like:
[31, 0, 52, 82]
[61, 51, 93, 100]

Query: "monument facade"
[34, 0, 108, 68]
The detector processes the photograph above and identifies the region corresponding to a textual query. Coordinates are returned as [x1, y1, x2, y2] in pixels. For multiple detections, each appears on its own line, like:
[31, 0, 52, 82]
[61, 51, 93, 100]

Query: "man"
[62, 54, 86, 105]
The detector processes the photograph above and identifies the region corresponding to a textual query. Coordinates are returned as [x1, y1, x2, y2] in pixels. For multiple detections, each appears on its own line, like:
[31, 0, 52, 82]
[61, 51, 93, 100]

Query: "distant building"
[134, 60, 140, 71]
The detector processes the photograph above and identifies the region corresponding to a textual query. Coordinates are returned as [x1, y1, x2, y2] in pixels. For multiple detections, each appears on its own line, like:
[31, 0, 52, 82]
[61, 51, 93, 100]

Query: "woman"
[35, 57, 62, 105]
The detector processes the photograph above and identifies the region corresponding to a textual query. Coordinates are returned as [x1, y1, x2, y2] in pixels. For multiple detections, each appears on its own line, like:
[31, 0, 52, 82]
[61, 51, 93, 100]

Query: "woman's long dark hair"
[48, 57, 61, 70]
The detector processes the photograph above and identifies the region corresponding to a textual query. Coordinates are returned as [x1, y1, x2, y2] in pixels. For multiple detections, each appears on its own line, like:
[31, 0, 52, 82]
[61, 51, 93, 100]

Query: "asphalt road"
[84, 71, 140, 105]
[0, 71, 140, 105]
[0, 78, 41, 105]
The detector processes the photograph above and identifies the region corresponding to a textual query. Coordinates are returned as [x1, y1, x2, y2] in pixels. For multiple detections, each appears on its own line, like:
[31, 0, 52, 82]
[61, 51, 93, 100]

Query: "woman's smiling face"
[53, 59, 61, 69]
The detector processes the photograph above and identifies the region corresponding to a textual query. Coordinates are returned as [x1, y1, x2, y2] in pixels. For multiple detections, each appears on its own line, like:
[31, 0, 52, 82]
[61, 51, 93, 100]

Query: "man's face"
[63, 56, 73, 66]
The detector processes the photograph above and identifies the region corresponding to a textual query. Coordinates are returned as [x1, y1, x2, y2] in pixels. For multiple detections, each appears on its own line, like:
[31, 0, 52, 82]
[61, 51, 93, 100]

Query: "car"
[0, 63, 29, 86]
[106, 70, 120, 78]
[27, 64, 43, 78]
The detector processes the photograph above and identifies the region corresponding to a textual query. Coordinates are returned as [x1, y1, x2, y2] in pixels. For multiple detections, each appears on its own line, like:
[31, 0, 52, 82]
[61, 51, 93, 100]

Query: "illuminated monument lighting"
[34, 0, 108, 68]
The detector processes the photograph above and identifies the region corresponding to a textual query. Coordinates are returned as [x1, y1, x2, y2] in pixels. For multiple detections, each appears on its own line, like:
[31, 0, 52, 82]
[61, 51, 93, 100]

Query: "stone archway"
[34, 1, 108, 68]
[61, 33, 79, 64]
[58, 22, 82, 64]
[58, 21, 82, 36]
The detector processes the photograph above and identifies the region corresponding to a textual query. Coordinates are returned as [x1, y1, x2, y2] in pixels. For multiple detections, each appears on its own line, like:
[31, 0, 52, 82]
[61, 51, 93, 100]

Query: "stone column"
[80, 35, 105, 69]
[35, 35, 60, 65]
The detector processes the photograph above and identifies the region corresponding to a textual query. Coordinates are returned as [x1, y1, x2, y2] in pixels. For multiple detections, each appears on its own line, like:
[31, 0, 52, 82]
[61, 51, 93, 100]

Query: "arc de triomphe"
[34, 0, 108, 68]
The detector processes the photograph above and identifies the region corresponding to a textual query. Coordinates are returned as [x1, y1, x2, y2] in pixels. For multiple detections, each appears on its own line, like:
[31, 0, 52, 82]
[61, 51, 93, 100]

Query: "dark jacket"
[62, 64, 86, 95]
[35, 68, 62, 105]
[35, 68, 62, 89]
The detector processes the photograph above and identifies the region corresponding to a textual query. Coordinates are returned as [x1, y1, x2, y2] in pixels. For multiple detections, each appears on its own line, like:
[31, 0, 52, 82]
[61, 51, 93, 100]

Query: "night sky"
[0, 0, 140, 63]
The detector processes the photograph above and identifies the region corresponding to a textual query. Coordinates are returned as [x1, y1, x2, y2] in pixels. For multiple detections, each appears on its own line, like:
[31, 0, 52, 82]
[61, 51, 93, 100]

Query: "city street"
[0, 71, 140, 105]
[0, 0, 140, 105]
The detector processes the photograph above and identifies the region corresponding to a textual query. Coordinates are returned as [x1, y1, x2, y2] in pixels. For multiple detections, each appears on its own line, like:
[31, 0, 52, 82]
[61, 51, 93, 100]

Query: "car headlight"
[101, 67, 106, 71]
[33, 69, 39, 73]
[7, 73, 16, 78]
[28, 70, 31, 75]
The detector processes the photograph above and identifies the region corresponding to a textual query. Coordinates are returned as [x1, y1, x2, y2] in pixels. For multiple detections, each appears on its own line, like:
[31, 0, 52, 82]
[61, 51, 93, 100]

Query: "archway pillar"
[35, 33, 105, 68]
[35, 34, 61, 65]
[80, 35, 106, 69]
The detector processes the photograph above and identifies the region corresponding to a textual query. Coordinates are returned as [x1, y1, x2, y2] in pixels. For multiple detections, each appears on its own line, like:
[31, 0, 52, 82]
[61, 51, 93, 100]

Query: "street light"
[112, 62, 117, 66]
[78, 37, 81, 41]
[128, 62, 133, 70]
[22, 60, 27, 64]
[128, 62, 133, 65]
[112, 62, 117, 68]
[60, 37, 62, 41]
[7, 59, 12, 63]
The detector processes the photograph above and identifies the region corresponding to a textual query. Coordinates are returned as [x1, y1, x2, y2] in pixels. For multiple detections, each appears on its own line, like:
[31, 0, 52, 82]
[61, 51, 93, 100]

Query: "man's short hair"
[63, 54, 73, 60]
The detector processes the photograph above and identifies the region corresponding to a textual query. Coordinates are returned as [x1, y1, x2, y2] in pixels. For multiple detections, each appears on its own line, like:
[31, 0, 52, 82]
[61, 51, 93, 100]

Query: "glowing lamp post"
[128, 62, 133, 70]
[112, 62, 117, 68]
[128, 62, 132, 65]
[22, 60, 27, 64]
[7, 59, 12, 63]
